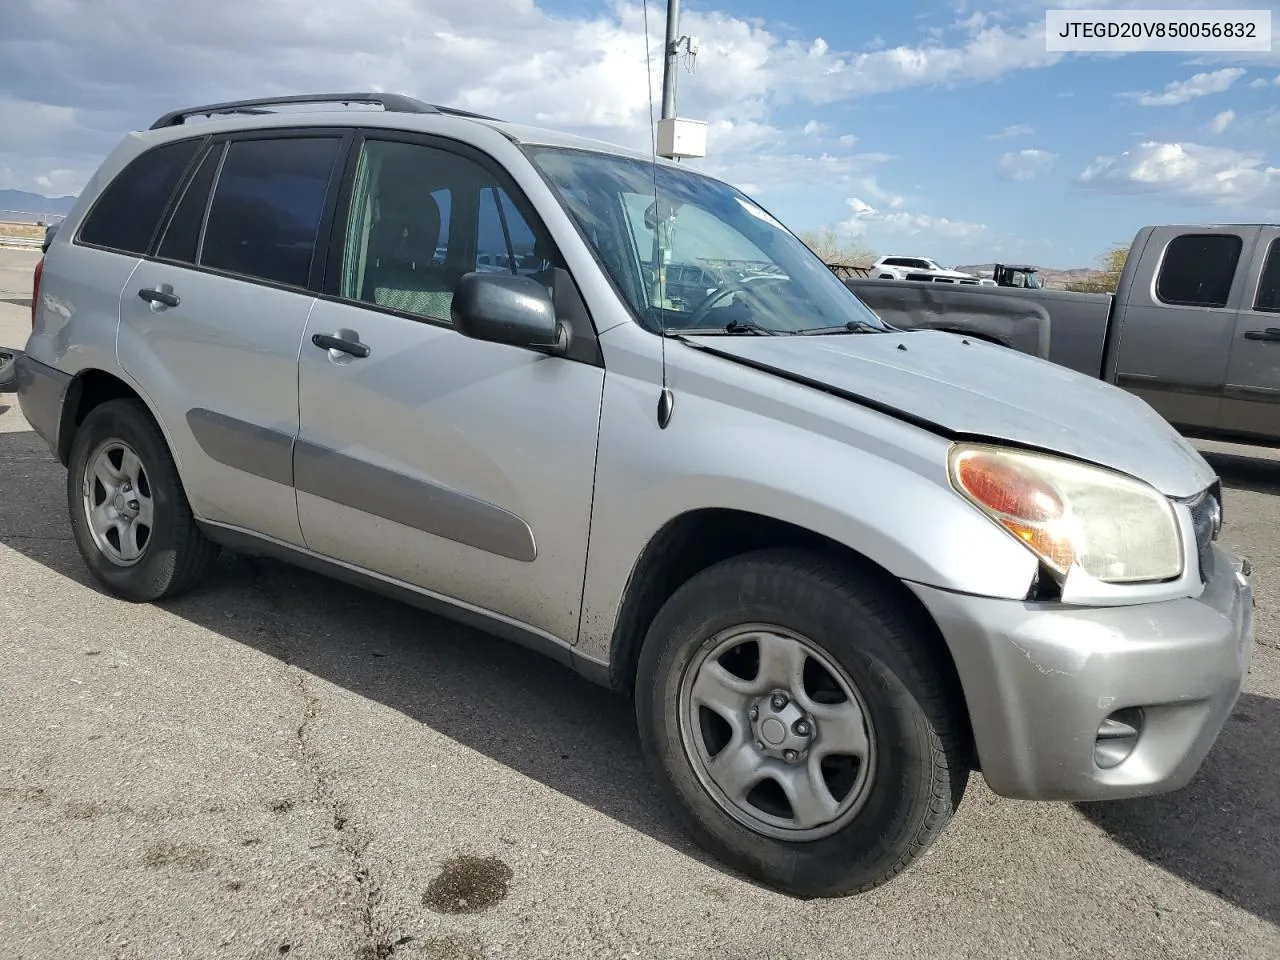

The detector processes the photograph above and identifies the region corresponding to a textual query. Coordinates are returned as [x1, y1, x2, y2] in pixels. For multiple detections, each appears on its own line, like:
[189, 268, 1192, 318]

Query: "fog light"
[1094, 707, 1144, 769]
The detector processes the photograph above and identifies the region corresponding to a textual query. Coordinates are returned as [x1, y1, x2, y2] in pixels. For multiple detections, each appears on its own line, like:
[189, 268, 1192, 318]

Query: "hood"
[684, 329, 1216, 498]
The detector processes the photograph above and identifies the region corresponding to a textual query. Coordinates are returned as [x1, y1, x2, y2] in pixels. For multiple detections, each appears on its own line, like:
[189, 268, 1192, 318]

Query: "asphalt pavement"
[1, 246, 1278, 959]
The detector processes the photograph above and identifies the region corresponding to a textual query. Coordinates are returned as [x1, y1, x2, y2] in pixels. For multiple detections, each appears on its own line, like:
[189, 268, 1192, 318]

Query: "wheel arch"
[604, 506, 977, 766]
[57, 368, 169, 467]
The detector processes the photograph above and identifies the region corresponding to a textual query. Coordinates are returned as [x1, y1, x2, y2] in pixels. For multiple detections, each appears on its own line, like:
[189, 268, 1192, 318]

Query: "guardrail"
[0, 210, 66, 224]
[0, 236, 42, 248]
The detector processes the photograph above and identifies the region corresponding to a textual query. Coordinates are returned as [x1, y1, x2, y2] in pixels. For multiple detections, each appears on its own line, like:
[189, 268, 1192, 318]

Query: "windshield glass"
[524, 146, 890, 335]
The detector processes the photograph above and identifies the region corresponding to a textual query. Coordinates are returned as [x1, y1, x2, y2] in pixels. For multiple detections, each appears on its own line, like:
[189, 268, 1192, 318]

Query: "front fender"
[575, 350, 1040, 665]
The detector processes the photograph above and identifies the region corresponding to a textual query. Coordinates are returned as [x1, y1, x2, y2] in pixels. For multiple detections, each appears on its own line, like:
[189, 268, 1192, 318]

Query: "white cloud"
[838, 195, 987, 240]
[1127, 67, 1245, 106]
[1206, 109, 1235, 134]
[1077, 140, 1280, 215]
[854, 175, 907, 208]
[987, 123, 1033, 139]
[0, 0, 1076, 195]
[703, 149, 893, 199]
[998, 147, 1057, 179]
[702, 118, 785, 155]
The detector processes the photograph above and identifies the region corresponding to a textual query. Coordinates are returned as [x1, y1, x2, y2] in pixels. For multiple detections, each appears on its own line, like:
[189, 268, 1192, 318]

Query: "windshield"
[524, 146, 890, 335]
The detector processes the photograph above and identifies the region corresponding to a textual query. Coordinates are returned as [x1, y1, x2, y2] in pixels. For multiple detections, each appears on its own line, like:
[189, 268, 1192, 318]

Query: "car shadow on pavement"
[0, 429, 720, 874]
[1074, 691, 1280, 927]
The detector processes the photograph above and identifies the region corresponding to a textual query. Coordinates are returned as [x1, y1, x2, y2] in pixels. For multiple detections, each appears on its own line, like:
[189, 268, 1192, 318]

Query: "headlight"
[948, 443, 1183, 584]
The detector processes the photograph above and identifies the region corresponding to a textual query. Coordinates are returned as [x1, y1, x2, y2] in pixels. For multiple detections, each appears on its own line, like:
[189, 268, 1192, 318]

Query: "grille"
[1187, 486, 1222, 579]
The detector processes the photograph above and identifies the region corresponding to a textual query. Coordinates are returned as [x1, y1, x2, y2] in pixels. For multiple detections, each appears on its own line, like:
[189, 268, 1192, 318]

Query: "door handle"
[311, 332, 371, 358]
[1244, 327, 1280, 342]
[138, 287, 180, 308]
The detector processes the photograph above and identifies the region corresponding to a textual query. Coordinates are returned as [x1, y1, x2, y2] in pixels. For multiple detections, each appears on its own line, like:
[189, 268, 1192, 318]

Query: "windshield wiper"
[723, 318, 785, 336]
[797, 319, 885, 335]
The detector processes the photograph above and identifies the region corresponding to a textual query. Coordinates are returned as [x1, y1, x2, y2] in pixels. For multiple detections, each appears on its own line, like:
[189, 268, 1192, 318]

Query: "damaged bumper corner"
[905, 543, 1253, 802]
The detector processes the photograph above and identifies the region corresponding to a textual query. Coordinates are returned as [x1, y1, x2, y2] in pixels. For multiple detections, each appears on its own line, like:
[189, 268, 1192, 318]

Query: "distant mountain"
[0, 190, 78, 222]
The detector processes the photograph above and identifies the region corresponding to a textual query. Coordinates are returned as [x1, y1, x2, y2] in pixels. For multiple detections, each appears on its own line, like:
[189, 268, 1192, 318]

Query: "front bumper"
[907, 542, 1253, 801]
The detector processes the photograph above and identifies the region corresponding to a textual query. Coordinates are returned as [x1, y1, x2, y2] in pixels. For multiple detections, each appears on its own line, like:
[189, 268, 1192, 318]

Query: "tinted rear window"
[1155, 234, 1242, 308]
[199, 137, 342, 289]
[78, 138, 203, 254]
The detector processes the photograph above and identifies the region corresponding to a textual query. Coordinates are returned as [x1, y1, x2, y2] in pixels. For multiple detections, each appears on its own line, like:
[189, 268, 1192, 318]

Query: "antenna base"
[657, 388, 674, 429]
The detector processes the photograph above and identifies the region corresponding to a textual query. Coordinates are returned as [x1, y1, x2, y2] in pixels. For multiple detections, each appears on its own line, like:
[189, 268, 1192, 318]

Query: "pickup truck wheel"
[67, 398, 219, 602]
[635, 547, 968, 898]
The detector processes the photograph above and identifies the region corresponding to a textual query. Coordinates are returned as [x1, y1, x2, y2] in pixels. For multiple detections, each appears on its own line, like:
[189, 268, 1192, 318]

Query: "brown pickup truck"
[844, 223, 1280, 446]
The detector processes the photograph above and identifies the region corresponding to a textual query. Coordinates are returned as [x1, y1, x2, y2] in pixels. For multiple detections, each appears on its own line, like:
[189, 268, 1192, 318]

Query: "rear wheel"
[635, 548, 969, 897]
[67, 398, 219, 601]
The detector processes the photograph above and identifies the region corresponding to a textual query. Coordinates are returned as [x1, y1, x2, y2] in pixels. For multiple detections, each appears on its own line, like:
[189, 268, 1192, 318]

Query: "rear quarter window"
[78, 138, 204, 255]
[1155, 233, 1242, 308]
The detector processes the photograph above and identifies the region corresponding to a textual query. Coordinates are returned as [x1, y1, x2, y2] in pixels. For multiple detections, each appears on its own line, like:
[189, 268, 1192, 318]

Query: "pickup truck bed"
[843, 278, 1114, 376]
[845, 223, 1280, 447]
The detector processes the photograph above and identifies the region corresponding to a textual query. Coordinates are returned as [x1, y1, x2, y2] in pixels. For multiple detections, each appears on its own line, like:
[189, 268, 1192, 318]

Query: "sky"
[2, 0, 1279, 268]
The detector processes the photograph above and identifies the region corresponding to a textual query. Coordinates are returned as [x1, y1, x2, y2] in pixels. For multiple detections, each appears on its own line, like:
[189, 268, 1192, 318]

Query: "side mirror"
[451, 272, 566, 355]
[42, 222, 58, 254]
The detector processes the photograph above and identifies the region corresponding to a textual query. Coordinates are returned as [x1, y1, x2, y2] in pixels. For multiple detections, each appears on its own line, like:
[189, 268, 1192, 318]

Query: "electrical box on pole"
[656, 117, 708, 159]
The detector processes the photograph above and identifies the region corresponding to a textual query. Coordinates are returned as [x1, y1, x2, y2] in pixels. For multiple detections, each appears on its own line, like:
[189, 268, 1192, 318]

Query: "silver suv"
[16, 93, 1254, 898]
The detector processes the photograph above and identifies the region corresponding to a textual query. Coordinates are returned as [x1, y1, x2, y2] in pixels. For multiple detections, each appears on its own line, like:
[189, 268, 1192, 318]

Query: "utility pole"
[661, 0, 681, 120]
[655, 0, 706, 160]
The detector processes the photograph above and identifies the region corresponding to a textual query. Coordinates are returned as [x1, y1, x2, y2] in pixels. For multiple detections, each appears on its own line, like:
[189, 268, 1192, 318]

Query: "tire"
[635, 547, 969, 898]
[66, 398, 219, 601]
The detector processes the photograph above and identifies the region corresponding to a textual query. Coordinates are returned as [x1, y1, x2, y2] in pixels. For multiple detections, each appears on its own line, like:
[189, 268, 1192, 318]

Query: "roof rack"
[148, 93, 499, 129]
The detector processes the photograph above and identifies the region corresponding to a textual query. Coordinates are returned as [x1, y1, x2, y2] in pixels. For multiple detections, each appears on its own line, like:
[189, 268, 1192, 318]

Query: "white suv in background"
[871, 255, 980, 283]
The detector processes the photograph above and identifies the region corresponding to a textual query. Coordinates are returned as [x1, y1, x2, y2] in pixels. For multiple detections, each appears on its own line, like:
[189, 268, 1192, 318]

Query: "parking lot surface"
[1, 246, 1278, 959]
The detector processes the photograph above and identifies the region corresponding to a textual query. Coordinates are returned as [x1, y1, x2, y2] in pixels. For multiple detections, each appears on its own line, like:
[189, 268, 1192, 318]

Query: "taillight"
[31, 257, 44, 328]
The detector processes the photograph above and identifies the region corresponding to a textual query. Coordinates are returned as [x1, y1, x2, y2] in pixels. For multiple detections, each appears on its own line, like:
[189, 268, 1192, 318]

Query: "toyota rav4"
[16, 92, 1254, 898]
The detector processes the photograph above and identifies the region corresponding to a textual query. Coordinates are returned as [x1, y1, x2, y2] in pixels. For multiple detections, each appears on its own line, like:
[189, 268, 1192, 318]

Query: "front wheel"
[635, 548, 970, 898]
[67, 398, 219, 602]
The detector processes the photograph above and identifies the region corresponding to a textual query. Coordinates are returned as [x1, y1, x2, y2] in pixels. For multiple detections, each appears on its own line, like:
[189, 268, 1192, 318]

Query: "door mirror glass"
[451, 272, 565, 353]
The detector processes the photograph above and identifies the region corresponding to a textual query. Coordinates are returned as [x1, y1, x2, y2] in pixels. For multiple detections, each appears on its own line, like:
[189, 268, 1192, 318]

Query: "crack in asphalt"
[248, 556, 405, 959]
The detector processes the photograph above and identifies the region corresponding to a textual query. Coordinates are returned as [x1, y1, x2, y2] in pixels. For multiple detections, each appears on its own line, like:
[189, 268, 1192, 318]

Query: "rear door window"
[1156, 234, 1242, 308]
[78, 138, 204, 254]
[199, 136, 344, 289]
